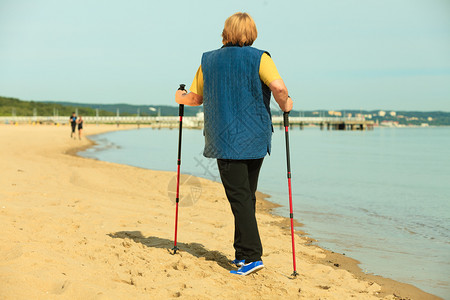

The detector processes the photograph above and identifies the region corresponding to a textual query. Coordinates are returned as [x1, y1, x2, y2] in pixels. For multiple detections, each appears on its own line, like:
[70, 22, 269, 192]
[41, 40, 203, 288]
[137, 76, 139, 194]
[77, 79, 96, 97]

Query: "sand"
[0, 124, 441, 300]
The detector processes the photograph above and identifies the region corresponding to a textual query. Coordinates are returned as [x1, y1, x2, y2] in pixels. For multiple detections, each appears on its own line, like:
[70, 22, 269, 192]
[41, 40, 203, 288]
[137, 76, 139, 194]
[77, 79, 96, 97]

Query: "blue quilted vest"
[201, 45, 272, 159]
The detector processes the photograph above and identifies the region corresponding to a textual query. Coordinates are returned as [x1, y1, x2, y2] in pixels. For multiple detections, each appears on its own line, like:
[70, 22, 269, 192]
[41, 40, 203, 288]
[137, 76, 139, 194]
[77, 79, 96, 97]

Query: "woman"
[77, 115, 84, 140]
[175, 12, 293, 276]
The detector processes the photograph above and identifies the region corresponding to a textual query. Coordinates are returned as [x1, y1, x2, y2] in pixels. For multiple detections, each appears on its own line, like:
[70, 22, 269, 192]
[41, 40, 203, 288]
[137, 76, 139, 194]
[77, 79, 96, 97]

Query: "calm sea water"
[80, 127, 450, 298]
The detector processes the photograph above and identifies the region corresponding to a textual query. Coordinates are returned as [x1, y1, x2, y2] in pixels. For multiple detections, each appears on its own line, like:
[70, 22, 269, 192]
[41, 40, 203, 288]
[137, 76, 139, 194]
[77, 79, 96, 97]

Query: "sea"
[79, 126, 450, 299]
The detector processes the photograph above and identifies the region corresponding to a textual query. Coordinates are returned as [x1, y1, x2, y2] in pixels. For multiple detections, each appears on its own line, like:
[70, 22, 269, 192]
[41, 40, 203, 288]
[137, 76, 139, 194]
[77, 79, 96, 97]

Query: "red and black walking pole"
[284, 111, 299, 277]
[172, 84, 185, 254]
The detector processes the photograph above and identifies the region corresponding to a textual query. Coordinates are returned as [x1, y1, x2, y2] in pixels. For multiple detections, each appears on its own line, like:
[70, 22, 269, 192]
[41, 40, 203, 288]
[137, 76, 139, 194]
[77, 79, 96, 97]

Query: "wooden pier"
[0, 116, 374, 130]
[271, 116, 374, 130]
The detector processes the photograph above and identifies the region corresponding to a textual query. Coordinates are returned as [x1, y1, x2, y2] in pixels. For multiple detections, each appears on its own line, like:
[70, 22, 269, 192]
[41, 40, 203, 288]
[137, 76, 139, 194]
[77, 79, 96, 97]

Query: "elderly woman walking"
[175, 12, 293, 276]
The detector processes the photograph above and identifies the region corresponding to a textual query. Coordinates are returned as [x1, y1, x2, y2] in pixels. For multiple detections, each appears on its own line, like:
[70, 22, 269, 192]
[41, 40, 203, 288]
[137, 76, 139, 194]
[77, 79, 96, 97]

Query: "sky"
[0, 0, 449, 111]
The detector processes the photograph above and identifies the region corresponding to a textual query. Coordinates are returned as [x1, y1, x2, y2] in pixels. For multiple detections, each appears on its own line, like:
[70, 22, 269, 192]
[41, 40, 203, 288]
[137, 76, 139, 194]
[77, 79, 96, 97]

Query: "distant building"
[381, 120, 399, 127]
[364, 114, 372, 119]
[328, 110, 342, 117]
[378, 110, 386, 117]
[390, 111, 396, 117]
[428, 117, 433, 121]
[421, 123, 429, 127]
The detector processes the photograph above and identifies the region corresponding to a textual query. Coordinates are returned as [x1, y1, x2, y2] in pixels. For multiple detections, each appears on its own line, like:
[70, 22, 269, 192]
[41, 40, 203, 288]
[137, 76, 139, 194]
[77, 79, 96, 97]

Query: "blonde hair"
[222, 12, 258, 46]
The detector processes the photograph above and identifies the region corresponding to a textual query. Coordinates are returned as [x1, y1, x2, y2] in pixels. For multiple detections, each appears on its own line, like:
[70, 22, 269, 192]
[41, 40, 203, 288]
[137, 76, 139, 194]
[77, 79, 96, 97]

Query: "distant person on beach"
[175, 12, 293, 276]
[69, 112, 77, 138]
[77, 115, 84, 140]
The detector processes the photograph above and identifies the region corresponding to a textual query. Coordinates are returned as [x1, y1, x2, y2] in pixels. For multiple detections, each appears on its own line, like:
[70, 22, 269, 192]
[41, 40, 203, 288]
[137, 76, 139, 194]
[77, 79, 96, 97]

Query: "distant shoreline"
[2, 95, 450, 126]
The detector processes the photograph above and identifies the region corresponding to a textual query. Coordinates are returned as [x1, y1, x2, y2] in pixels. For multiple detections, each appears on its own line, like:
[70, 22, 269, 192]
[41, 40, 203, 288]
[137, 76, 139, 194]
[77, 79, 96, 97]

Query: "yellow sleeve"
[191, 55, 278, 95]
[259, 53, 282, 86]
[190, 65, 204, 96]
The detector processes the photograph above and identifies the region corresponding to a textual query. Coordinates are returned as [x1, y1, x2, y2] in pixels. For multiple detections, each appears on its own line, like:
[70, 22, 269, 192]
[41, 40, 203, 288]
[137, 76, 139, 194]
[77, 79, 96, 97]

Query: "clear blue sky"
[1, 0, 449, 111]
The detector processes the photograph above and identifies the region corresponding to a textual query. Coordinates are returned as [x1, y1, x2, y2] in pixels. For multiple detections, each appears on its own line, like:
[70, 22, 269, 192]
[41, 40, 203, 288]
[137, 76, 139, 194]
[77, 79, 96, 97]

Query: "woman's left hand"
[175, 90, 187, 104]
[175, 90, 203, 106]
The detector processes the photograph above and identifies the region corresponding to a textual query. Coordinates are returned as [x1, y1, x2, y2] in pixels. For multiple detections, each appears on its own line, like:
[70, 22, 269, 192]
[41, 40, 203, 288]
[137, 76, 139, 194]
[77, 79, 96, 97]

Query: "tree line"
[0, 96, 116, 117]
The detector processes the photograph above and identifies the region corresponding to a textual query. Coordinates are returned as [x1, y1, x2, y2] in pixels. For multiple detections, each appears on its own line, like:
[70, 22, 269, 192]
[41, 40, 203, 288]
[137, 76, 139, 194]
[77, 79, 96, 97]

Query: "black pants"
[217, 158, 264, 263]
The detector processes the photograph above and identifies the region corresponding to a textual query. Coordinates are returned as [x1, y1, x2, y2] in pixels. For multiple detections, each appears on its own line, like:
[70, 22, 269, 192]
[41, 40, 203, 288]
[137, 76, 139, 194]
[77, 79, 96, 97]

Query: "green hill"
[0, 96, 204, 117]
[0, 96, 115, 117]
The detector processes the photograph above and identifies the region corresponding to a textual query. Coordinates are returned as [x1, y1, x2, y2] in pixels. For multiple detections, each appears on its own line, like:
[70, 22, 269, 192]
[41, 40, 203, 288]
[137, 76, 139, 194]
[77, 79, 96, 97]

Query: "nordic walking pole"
[172, 83, 185, 254]
[284, 111, 299, 277]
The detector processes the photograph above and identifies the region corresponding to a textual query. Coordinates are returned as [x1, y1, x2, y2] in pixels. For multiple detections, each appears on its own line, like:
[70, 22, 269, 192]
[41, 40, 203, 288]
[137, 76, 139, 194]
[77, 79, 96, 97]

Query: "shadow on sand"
[108, 231, 233, 271]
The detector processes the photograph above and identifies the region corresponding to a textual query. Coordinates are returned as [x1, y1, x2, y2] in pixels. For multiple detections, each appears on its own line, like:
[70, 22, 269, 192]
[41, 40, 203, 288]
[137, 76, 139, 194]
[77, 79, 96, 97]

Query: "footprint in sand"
[2, 245, 23, 261]
[171, 261, 188, 271]
[51, 280, 71, 295]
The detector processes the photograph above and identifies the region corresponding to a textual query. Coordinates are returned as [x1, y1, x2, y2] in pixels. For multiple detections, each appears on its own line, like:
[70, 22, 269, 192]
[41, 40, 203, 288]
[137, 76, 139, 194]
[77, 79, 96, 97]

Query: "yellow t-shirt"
[190, 53, 281, 96]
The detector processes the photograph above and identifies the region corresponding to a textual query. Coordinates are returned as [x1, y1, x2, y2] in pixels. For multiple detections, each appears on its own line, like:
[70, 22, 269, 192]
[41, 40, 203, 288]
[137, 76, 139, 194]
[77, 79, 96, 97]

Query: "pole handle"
[283, 111, 290, 127]
[178, 84, 186, 116]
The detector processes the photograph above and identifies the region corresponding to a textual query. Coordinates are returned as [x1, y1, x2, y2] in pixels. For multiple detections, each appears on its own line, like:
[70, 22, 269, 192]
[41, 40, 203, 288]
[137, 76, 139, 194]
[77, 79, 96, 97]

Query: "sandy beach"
[0, 124, 441, 300]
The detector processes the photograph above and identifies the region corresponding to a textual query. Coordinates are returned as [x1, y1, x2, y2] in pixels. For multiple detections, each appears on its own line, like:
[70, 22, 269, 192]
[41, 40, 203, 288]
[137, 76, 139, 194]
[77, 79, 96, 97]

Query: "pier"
[271, 116, 375, 130]
[0, 116, 374, 130]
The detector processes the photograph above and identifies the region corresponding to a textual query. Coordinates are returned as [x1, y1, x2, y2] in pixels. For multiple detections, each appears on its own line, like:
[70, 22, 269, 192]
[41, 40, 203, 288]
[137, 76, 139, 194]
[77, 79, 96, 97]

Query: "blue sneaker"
[231, 259, 245, 267]
[230, 260, 264, 275]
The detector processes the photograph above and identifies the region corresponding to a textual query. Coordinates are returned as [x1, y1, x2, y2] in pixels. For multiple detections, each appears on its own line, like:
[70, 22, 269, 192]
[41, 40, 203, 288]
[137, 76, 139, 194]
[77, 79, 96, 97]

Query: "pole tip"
[170, 246, 179, 255]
